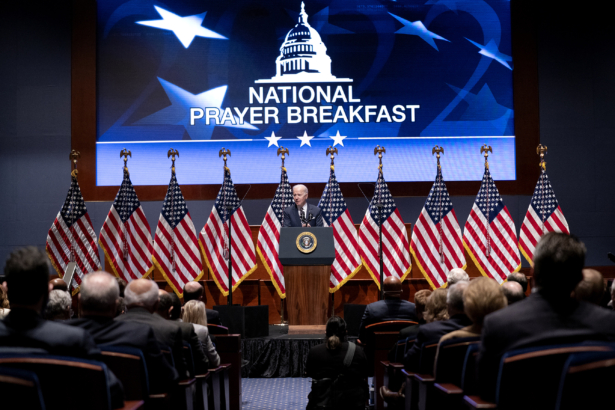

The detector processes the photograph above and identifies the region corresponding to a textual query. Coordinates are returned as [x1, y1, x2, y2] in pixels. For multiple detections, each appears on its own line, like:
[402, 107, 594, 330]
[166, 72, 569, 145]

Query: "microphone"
[308, 212, 313, 226]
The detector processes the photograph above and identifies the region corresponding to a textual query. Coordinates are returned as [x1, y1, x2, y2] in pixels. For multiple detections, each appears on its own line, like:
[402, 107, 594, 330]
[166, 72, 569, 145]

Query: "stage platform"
[241, 325, 357, 378]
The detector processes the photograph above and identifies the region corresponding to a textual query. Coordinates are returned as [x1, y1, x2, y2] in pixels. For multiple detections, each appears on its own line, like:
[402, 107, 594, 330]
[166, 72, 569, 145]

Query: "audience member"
[183, 281, 221, 325]
[116, 277, 127, 297]
[399, 289, 432, 339]
[0, 283, 10, 319]
[573, 269, 604, 305]
[477, 233, 615, 401]
[305, 316, 368, 410]
[169, 292, 182, 321]
[157, 289, 209, 373]
[115, 279, 188, 378]
[45, 289, 72, 321]
[67, 271, 178, 393]
[447, 268, 469, 286]
[507, 272, 528, 293]
[115, 297, 125, 317]
[183, 300, 220, 367]
[501, 281, 525, 305]
[358, 276, 418, 341]
[403, 283, 471, 371]
[49, 278, 68, 292]
[423, 288, 449, 323]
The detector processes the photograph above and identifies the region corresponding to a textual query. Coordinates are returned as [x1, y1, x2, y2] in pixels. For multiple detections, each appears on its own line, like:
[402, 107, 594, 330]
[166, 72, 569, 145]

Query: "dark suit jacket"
[115, 307, 188, 378]
[283, 203, 324, 227]
[403, 314, 472, 371]
[67, 315, 179, 393]
[206, 308, 221, 325]
[477, 292, 615, 400]
[358, 299, 419, 341]
[174, 319, 209, 374]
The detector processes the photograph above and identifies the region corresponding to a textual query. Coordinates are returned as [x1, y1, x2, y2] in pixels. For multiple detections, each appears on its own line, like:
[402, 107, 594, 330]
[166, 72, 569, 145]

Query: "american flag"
[257, 168, 293, 298]
[518, 171, 569, 265]
[318, 168, 362, 292]
[359, 172, 411, 287]
[410, 166, 466, 289]
[200, 168, 256, 296]
[99, 169, 153, 282]
[463, 168, 521, 283]
[152, 173, 203, 296]
[46, 177, 101, 292]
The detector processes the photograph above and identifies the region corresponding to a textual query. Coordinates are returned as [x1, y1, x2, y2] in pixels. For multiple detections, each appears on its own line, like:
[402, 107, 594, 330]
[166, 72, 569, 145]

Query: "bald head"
[49, 278, 68, 292]
[183, 281, 204, 303]
[502, 281, 524, 305]
[574, 269, 604, 305]
[447, 268, 469, 286]
[157, 289, 173, 319]
[383, 276, 402, 299]
[124, 279, 159, 312]
[80, 271, 119, 316]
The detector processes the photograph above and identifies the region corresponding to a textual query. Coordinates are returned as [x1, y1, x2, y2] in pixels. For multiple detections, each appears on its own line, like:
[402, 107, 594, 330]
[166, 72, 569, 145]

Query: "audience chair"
[0, 366, 45, 410]
[100, 346, 150, 401]
[412, 341, 439, 410]
[184, 341, 213, 410]
[555, 349, 615, 410]
[161, 345, 197, 410]
[215, 334, 241, 410]
[0, 353, 143, 410]
[434, 340, 481, 408]
[207, 324, 229, 335]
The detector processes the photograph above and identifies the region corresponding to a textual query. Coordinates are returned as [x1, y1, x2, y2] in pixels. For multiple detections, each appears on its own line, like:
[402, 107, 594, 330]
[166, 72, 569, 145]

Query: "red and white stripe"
[410, 208, 466, 289]
[257, 205, 286, 297]
[327, 209, 362, 291]
[519, 205, 569, 264]
[99, 206, 153, 282]
[359, 209, 411, 286]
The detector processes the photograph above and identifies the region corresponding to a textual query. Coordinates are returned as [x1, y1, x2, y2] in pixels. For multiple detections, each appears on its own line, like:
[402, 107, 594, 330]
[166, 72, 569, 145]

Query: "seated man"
[183, 281, 221, 325]
[283, 184, 323, 227]
[44, 289, 72, 321]
[358, 276, 418, 342]
[501, 281, 525, 305]
[115, 279, 188, 378]
[403, 282, 471, 371]
[49, 277, 68, 292]
[478, 233, 615, 401]
[399, 289, 432, 339]
[573, 268, 604, 305]
[67, 271, 178, 393]
[507, 271, 528, 293]
[446, 268, 469, 286]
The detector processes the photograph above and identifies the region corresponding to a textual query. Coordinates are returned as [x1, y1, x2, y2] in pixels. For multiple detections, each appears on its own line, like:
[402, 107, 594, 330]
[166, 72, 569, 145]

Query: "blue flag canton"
[60, 178, 88, 227]
[369, 174, 396, 226]
[476, 168, 505, 223]
[318, 169, 348, 225]
[161, 173, 188, 229]
[214, 169, 240, 224]
[531, 172, 559, 220]
[272, 169, 293, 223]
[425, 169, 453, 224]
[113, 171, 141, 223]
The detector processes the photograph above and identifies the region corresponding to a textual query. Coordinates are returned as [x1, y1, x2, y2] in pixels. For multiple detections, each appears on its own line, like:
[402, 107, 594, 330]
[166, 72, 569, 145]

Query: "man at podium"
[283, 184, 323, 227]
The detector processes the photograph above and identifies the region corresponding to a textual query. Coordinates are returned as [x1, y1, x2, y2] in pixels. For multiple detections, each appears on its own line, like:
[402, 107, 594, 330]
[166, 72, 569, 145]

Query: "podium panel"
[285, 265, 330, 325]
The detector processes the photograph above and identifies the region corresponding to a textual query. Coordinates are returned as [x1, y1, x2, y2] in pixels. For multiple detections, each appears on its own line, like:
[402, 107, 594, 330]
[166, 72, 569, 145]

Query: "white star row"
[265, 130, 347, 148]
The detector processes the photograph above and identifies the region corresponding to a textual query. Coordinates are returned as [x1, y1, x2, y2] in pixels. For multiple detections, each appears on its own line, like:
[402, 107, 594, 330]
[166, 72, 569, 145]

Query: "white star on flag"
[330, 130, 347, 147]
[265, 131, 282, 147]
[297, 131, 314, 147]
[136, 6, 227, 48]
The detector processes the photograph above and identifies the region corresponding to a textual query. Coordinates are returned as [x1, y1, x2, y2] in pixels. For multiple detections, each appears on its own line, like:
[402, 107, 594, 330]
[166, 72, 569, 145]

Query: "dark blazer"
[477, 292, 615, 400]
[175, 319, 209, 373]
[67, 315, 179, 393]
[358, 299, 419, 341]
[115, 307, 188, 378]
[206, 308, 221, 325]
[403, 314, 472, 371]
[283, 203, 324, 227]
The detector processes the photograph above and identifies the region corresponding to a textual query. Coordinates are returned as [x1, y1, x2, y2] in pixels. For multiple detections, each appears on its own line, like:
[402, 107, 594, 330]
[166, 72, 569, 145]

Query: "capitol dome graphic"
[255, 2, 351, 83]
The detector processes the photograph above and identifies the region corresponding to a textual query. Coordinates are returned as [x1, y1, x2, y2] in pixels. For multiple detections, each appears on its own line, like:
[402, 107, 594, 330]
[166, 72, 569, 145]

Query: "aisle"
[242, 377, 311, 410]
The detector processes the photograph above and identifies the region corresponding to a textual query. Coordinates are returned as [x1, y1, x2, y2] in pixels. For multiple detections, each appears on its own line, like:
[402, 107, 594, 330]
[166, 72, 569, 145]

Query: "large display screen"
[96, 0, 515, 186]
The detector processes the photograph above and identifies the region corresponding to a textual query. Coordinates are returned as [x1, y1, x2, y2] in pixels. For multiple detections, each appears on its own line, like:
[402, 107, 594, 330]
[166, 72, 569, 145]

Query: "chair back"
[555, 349, 615, 410]
[160, 345, 175, 368]
[0, 354, 113, 410]
[497, 343, 613, 410]
[208, 324, 229, 335]
[393, 338, 408, 362]
[434, 336, 480, 384]
[0, 366, 45, 410]
[364, 321, 418, 376]
[417, 341, 439, 375]
[182, 341, 196, 376]
[100, 345, 149, 400]
[460, 342, 480, 395]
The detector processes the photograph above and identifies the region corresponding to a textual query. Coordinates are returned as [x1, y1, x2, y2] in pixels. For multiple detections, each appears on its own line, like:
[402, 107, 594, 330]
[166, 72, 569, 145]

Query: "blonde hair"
[423, 289, 449, 323]
[413, 289, 432, 316]
[183, 300, 208, 326]
[463, 277, 507, 325]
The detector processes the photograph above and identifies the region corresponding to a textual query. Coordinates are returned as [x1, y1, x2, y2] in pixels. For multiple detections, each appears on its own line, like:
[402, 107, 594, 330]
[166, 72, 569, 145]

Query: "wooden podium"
[279, 228, 335, 326]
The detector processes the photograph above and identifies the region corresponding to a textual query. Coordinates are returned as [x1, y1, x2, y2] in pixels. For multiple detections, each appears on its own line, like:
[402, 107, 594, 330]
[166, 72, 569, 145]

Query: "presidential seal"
[296, 231, 317, 254]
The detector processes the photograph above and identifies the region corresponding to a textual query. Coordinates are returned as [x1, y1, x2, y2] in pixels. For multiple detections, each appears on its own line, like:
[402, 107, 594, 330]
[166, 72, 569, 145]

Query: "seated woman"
[305, 316, 369, 410]
[183, 300, 220, 367]
[423, 288, 449, 323]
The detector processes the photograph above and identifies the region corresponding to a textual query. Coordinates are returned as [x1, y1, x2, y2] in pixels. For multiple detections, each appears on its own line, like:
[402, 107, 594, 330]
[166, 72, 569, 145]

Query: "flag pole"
[432, 146, 445, 264]
[326, 147, 338, 317]
[374, 145, 386, 300]
[120, 149, 132, 263]
[219, 148, 234, 306]
[277, 147, 289, 325]
[480, 144, 493, 257]
[167, 149, 180, 274]
[537, 144, 548, 234]
[64, 150, 81, 290]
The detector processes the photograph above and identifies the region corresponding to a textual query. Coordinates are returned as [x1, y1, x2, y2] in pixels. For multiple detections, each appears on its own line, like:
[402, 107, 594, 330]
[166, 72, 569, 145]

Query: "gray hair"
[124, 280, 159, 309]
[46, 289, 71, 319]
[293, 184, 308, 195]
[447, 281, 469, 312]
[447, 268, 469, 286]
[81, 271, 119, 312]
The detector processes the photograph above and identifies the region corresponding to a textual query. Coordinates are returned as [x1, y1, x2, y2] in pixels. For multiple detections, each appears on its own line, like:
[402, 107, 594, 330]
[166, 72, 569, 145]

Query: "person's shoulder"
[206, 309, 219, 317]
[39, 320, 93, 342]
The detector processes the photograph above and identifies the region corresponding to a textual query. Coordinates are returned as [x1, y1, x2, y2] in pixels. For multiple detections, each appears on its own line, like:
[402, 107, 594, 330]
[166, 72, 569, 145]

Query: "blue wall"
[1, 1, 613, 272]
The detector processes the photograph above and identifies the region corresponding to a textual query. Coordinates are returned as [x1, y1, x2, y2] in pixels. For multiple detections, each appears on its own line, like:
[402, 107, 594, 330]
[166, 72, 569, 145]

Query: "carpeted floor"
[242, 377, 311, 410]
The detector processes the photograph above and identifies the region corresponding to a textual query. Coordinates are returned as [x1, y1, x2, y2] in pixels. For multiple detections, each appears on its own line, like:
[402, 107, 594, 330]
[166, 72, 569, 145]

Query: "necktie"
[300, 208, 306, 224]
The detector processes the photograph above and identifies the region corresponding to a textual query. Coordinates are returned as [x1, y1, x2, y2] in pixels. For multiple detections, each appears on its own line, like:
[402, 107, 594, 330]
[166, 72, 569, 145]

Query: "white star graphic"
[297, 131, 314, 147]
[465, 38, 512, 70]
[136, 6, 227, 49]
[265, 131, 282, 147]
[330, 130, 347, 147]
[388, 12, 450, 51]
